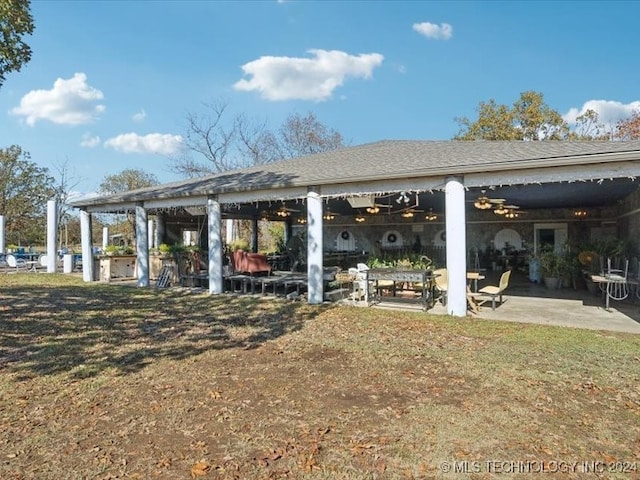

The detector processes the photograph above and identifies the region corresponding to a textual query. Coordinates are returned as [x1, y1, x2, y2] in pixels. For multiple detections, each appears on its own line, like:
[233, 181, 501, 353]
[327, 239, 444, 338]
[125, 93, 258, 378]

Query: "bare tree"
[278, 112, 345, 158]
[172, 99, 348, 178]
[171, 99, 237, 177]
[53, 158, 81, 248]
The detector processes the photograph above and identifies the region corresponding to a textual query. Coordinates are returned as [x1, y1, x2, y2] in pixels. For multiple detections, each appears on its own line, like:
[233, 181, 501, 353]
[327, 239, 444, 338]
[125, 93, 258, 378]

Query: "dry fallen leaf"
[190, 460, 211, 478]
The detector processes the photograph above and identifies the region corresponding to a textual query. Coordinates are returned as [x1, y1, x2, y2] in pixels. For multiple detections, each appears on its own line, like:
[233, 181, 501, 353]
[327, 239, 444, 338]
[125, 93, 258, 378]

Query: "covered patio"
[70, 140, 640, 319]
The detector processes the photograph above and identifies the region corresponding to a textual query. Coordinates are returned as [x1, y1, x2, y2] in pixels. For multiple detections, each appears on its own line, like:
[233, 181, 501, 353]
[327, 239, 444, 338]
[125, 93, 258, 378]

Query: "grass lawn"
[1, 274, 639, 479]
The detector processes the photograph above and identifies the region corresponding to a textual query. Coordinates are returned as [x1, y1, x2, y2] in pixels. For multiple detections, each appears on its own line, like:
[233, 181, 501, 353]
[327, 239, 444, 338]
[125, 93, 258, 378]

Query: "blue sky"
[2, 0, 639, 197]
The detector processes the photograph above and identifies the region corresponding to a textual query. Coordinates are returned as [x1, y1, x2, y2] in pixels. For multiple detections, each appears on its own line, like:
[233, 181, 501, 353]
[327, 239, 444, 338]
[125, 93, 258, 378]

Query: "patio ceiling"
[218, 177, 638, 220]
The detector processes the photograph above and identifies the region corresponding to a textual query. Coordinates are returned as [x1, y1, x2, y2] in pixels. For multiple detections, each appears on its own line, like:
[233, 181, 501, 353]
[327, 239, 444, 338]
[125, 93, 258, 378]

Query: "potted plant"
[539, 247, 562, 289]
[158, 243, 172, 256]
[104, 244, 121, 256]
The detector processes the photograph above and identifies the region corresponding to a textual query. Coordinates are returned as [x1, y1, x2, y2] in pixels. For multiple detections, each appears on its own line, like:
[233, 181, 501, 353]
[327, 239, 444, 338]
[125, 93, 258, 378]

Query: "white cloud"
[563, 99, 640, 126]
[103, 132, 183, 155]
[233, 49, 384, 101]
[132, 109, 146, 122]
[413, 22, 453, 40]
[80, 133, 101, 148]
[10, 72, 105, 126]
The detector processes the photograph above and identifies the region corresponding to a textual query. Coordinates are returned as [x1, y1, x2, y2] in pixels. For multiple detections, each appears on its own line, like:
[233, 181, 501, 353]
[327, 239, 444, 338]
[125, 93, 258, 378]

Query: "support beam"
[47, 200, 58, 273]
[307, 188, 323, 304]
[251, 218, 259, 253]
[0, 215, 5, 254]
[80, 209, 94, 282]
[225, 218, 234, 244]
[155, 214, 165, 247]
[148, 219, 155, 249]
[102, 226, 109, 252]
[208, 197, 224, 294]
[445, 176, 467, 316]
[135, 204, 150, 287]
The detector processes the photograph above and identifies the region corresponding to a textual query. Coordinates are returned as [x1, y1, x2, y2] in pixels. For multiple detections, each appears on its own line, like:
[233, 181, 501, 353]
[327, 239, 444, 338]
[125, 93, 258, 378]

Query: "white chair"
[606, 258, 629, 303]
[37, 255, 49, 272]
[350, 264, 370, 301]
[6, 254, 27, 272]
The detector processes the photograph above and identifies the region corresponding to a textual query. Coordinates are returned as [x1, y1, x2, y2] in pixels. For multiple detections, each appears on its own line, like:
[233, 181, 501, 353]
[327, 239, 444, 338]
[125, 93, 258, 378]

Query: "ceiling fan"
[400, 206, 425, 218]
[494, 204, 521, 216]
[274, 202, 301, 217]
[473, 190, 506, 210]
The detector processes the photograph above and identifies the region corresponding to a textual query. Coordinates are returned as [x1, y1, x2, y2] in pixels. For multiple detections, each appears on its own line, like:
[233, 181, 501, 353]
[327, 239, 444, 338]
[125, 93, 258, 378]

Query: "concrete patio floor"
[360, 270, 640, 335]
[88, 269, 640, 335]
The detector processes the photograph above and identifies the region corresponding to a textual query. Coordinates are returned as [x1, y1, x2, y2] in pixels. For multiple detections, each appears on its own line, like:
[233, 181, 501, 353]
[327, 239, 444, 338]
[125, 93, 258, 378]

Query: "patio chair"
[477, 270, 511, 310]
[6, 254, 27, 272]
[606, 257, 629, 302]
[432, 268, 448, 305]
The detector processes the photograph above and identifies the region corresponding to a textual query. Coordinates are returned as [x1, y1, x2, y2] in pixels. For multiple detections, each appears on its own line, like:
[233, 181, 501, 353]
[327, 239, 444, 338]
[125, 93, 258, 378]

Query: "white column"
[0, 215, 5, 254]
[208, 196, 223, 294]
[80, 209, 94, 282]
[46, 200, 58, 273]
[135, 204, 149, 287]
[307, 188, 323, 304]
[225, 218, 234, 244]
[445, 176, 467, 316]
[102, 226, 109, 251]
[148, 219, 155, 249]
[155, 214, 165, 247]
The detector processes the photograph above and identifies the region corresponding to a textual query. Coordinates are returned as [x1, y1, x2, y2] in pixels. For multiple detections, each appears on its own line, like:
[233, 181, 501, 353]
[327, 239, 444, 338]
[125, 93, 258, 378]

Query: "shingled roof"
[70, 140, 640, 208]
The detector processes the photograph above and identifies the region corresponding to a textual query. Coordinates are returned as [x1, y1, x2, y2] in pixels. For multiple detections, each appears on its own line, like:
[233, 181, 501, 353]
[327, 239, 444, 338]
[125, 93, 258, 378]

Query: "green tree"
[0, 0, 34, 89]
[454, 91, 570, 141]
[98, 168, 159, 194]
[98, 168, 160, 245]
[568, 109, 610, 140]
[0, 145, 56, 245]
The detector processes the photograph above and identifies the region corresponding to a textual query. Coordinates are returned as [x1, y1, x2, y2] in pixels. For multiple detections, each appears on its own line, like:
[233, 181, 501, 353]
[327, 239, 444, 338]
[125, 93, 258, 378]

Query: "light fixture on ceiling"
[366, 206, 380, 214]
[494, 204, 508, 215]
[297, 217, 307, 224]
[355, 214, 366, 223]
[504, 209, 519, 219]
[574, 209, 588, 218]
[425, 209, 437, 221]
[401, 210, 414, 218]
[397, 191, 410, 204]
[276, 208, 290, 218]
[474, 190, 504, 210]
[323, 213, 335, 221]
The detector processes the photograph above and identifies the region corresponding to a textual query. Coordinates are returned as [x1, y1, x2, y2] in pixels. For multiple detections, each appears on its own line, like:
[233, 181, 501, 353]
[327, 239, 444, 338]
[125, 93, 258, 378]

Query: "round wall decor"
[387, 233, 397, 243]
[341, 230, 350, 240]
